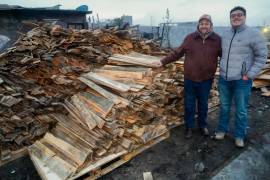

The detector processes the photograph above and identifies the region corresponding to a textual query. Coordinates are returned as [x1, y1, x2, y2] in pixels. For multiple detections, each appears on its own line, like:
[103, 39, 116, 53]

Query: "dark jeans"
[217, 76, 252, 139]
[184, 78, 213, 129]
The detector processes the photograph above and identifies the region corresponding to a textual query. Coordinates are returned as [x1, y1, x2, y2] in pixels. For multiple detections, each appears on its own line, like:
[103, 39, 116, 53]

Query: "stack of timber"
[0, 24, 219, 177]
[28, 53, 220, 179]
[0, 24, 169, 163]
[0, 72, 57, 162]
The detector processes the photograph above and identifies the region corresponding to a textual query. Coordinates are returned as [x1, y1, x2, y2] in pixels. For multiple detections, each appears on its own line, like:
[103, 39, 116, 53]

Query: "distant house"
[121, 15, 132, 26]
[0, 4, 92, 46]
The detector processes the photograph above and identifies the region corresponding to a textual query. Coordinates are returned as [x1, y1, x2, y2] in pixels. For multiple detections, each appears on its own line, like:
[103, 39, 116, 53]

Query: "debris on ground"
[143, 171, 154, 180]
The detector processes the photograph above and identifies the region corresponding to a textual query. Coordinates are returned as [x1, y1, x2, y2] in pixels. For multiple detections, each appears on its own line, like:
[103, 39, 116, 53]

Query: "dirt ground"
[0, 90, 269, 180]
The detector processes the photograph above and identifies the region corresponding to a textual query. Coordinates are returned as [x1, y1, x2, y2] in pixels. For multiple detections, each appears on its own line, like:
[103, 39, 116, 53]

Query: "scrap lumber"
[27, 52, 220, 179]
[254, 58, 270, 96]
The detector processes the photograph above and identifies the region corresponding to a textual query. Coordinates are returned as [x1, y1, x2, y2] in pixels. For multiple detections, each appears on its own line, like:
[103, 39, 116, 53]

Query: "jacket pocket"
[241, 61, 247, 76]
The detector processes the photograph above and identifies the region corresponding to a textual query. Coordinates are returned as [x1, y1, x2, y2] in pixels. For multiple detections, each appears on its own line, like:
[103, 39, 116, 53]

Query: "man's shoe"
[235, 138, 244, 148]
[185, 128, 192, 139]
[214, 132, 225, 140]
[200, 127, 209, 136]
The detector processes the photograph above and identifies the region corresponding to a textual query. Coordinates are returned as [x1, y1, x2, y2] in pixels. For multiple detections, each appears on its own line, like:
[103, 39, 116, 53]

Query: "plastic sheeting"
[0, 34, 10, 51]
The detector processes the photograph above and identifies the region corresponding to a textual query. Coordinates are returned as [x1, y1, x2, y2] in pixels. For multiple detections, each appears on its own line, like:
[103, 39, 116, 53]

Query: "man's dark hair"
[230, 6, 246, 16]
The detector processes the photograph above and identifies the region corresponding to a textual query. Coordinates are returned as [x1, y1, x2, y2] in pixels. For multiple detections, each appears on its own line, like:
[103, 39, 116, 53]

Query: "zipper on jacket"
[225, 29, 236, 80]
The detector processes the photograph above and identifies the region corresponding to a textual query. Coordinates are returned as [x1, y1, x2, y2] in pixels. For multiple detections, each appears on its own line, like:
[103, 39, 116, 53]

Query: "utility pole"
[92, 16, 95, 29]
[88, 16, 91, 30]
[161, 8, 172, 48]
[150, 16, 153, 34]
[97, 13, 100, 28]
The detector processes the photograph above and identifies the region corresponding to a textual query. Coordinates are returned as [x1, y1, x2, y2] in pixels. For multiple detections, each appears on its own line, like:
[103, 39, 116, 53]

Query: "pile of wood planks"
[0, 24, 169, 162]
[253, 59, 270, 96]
[28, 53, 220, 179]
[0, 73, 57, 162]
[0, 24, 219, 177]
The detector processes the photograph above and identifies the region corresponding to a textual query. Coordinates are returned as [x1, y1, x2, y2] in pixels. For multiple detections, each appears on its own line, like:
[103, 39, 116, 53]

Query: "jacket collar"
[231, 24, 247, 33]
[192, 31, 218, 40]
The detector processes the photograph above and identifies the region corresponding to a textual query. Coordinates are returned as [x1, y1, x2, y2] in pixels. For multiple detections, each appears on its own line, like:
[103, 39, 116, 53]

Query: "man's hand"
[242, 74, 249, 80]
[151, 61, 163, 68]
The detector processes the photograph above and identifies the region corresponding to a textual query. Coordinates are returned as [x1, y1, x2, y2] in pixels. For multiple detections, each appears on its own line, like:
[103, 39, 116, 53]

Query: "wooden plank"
[70, 150, 127, 180]
[71, 94, 105, 129]
[50, 116, 109, 154]
[262, 91, 270, 97]
[122, 132, 169, 161]
[94, 69, 144, 80]
[83, 157, 128, 180]
[253, 79, 270, 88]
[95, 74, 153, 85]
[101, 65, 152, 74]
[55, 122, 96, 151]
[133, 124, 167, 139]
[128, 51, 162, 60]
[49, 114, 98, 149]
[42, 132, 88, 166]
[78, 77, 129, 106]
[83, 72, 131, 93]
[28, 141, 55, 162]
[71, 95, 97, 129]
[63, 100, 88, 127]
[0, 147, 28, 167]
[30, 154, 62, 180]
[108, 56, 158, 67]
[256, 74, 270, 80]
[28, 141, 76, 179]
[82, 132, 169, 180]
[79, 92, 114, 118]
[51, 124, 93, 156]
[113, 53, 160, 64]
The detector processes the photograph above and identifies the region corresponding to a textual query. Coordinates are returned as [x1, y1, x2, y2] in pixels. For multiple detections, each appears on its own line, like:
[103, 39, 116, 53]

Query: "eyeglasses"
[230, 13, 244, 18]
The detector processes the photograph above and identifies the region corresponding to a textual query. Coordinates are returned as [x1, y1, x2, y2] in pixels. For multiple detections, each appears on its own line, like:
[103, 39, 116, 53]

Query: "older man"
[153, 15, 221, 138]
[214, 6, 268, 147]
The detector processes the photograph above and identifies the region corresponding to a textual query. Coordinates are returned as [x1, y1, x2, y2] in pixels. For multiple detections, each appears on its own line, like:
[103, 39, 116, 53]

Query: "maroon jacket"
[161, 31, 221, 82]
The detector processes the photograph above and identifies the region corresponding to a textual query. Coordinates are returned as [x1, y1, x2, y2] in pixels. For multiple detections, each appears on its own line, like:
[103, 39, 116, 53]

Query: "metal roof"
[0, 4, 92, 14]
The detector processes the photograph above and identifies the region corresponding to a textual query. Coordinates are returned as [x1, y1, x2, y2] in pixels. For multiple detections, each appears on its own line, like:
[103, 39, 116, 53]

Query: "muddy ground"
[0, 90, 269, 180]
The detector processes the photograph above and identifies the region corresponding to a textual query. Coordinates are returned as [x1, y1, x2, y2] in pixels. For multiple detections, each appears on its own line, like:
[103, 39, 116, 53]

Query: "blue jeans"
[184, 78, 213, 129]
[217, 76, 252, 139]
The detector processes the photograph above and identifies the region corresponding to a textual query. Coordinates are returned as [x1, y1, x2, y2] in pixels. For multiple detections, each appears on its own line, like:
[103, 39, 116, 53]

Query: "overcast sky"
[1, 0, 270, 26]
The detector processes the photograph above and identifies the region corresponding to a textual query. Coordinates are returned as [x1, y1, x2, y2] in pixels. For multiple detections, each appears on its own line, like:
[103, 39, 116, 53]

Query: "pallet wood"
[42, 132, 88, 166]
[26, 52, 220, 180]
[28, 131, 169, 180]
[78, 77, 130, 106]
[79, 92, 114, 118]
[108, 54, 160, 67]
[29, 141, 77, 179]
[83, 72, 131, 93]
[0, 147, 28, 166]
[76, 132, 169, 180]
[71, 94, 105, 129]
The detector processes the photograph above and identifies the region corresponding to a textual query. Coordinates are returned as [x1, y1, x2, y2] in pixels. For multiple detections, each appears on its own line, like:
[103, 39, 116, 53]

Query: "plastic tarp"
[0, 35, 10, 51]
